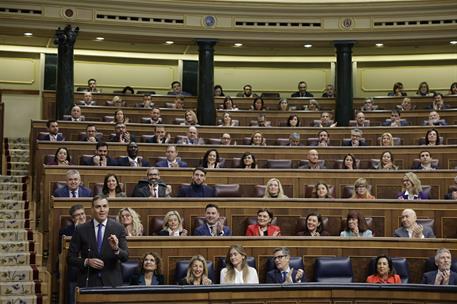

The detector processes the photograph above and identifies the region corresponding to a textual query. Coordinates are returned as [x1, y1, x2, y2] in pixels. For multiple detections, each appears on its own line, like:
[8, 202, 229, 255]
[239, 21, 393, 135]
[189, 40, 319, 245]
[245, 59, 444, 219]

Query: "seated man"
[155, 145, 188, 168]
[393, 208, 435, 238]
[40, 120, 65, 141]
[412, 150, 438, 170]
[397, 97, 414, 111]
[315, 129, 331, 146]
[360, 98, 377, 112]
[177, 126, 205, 145]
[299, 149, 326, 169]
[422, 248, 457, 285]
[266, 247, 305, 283]
[425, 111, 447, 126]
[174, 96, 185, 109]
[131, 167, 171, 198]
[288, 132, 302, 146]
[236, 84, 257, 98]
[256, 114, 271, 127]
[79, 92, 96, 106]
[139, 94, 154, 108]
[291, 81, 313, 97]
[109, 123, 136, 143]
[144, 125, 171, 144]
[321, 84, 335, 98]
[177, 167, 215, 197]
[80, 141, 117, 166]
[383, 109, 408, 127]
[193, 203, 231, 236]
[117, 141, 150, 167]
[58, 204, 86, 253]
[86, 78, 100, 93]
[81, 124, 103, 142]
[167, 80, 191, 96]
[144, 107, 163, 125]
[220, 133, 233, 145]
[343, 128, 367, 147]
[444, 176, 457, 200]
[315, 112, 337, 127]
[354, 111, 368, 127]
[53, 169, 93, 198]
[68, 105, 84, 121]
[427, 93, 450, 110]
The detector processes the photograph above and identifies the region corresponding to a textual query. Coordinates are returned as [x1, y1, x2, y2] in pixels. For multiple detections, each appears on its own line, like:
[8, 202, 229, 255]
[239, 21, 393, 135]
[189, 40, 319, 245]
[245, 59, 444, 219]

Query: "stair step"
[0, 183, 26, 191]
[0, 229, 33, 241]
[0, 241, 34, 253]
[0, 252, 36, 266]
[0, 281, 38, 296]
[0, 266, 37, 282]
[0, 176, 27, 183]
[0, 219, 32, 229]
[7, 170, 29, 176]
[0, 201, 28, 210]
[0, 210, 29, 220]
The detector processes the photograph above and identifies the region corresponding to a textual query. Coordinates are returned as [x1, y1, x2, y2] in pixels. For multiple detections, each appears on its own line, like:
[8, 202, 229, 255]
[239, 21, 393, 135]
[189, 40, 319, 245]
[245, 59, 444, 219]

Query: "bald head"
[400, 208, 417, 228]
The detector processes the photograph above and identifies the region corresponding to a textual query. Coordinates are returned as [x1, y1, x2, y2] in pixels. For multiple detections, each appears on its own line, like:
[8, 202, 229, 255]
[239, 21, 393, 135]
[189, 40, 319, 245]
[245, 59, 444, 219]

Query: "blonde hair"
[263, 178, 288, 199]
[117, 207, 143, 236]
[402, 172, 422, 195]
[224, 244, 249, 283]
[162, 210, 183, 230]
[185, 255, 209, 284]
[351, 178, 373, 199]
[380, 132, 394, 146]
[184, 110, 198, 125]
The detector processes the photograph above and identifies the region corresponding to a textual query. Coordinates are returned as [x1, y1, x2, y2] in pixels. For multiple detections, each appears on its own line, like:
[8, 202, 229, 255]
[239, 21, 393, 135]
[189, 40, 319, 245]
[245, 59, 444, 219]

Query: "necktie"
[97, 223, 103, 254]
[71, 191, 76, 198]
[282, 271, 287, 283]
[210, 226, 215, 236]
[152, 187, 157, 198]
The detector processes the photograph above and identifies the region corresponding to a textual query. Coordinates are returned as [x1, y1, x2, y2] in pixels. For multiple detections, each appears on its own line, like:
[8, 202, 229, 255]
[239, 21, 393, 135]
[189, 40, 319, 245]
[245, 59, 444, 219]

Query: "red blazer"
[366, 274, 401, 284]
[245, 224, 281, 236]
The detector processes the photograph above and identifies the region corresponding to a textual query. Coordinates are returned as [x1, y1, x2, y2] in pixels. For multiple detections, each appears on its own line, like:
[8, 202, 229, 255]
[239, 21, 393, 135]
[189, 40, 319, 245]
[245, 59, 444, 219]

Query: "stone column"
[334, 42, 354, 126]
[197, 39, 216, 125]
[54, 25, 79, 120]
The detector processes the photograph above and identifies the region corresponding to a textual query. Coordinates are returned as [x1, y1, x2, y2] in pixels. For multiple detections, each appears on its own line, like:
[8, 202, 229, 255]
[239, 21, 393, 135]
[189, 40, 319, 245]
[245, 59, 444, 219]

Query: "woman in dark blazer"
[131, 252, 164, 285]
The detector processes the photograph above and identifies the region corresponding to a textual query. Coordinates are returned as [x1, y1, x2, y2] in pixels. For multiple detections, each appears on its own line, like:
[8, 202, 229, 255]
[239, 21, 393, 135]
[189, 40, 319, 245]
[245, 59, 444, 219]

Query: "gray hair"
[435, 248, 451, 264]
[273, 247, 290, 256]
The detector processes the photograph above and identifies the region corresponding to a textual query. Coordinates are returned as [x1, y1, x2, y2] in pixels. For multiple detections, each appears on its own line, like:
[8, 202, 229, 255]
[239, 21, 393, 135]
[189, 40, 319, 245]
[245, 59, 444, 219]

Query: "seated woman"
[380, 132, 395, 146]
[387, 82, 407, 96]
[424, 128, 441, 145]
[214, 84, 225, 97]
[117, 207, 143, 236]
[113, 109, 129, 124]
[351, 178, 376, 199]
[200, 149, 223, 169]
[218, 112, 237, 127]
[302, 212, 329, 236]
[286, 114, 300, 127]
[416, 81, 433, 96]
[250, 132, 266, 146]
[278, 99, 289, 111]
[340, 210, 373, 237]
[158, 210, 188, 236]
[263, 178, 288, 199]
[449, 82, 457, 95]
[303, 99, 320, 111]
[131, 252, 164, 285]
[245, 208, 281, 236]
[312, 182, 333, 199]
[179, 255, 212, 285]
[221, 96, 238, 110]
[378, 151, 399, 170]
[397, 97, 414, 111]
[251, 97, 265, 111]
[48, 147, 71, 166]
[366, 255, 401, 284]
[102, 173, 126, 198]
[341, 153, 357, 170]
[239, 152, 257, 169]
[220, 244, 259, 284]
[181, 110, 199, 126]
[397, 172, 427, 200]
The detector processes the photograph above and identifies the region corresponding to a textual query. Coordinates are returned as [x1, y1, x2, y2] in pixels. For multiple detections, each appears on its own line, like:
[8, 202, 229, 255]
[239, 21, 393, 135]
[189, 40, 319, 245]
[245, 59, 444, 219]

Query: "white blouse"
[220, 266, 259, 284]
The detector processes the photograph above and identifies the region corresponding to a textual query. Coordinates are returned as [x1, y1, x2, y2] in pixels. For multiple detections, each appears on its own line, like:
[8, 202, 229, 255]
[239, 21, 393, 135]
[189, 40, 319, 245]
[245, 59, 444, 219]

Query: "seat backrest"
[341, 138, 367, 146]
[214, 184, 241, 197]
[149, 216, 165, 236]
[141, 117, 152, 124]
[334, 159, 361, 169]
[121, 260, 140, 284]
[411, 158, 439, 169]
[368, 257, 409, 283]
[141, 134, 155, 142]
[266, 159, 292, 169]
[421, 185, 432, 199]
[418, 136, 444, 145]
[265, 256, 304, 273]
[174, 260, 216, 284]
[207, 138, 222, 145]
[103, 115, 114, 122]
[44, 154, 55, 165]
[231, 157, 241, 168]
[416, 218, 434, 233]
[255, 185, 266, 197]
[276, 138, 290, 146]
[314, 257, 353, 283]
[79, 154, 93, 165]
[173, 118, 186, 125]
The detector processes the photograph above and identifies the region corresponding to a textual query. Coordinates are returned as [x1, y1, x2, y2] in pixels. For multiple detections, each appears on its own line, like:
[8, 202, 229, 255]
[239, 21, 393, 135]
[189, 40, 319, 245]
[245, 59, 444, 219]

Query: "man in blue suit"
[266, 247, 305, 283]
[53, 169, 92, 198]
[155, 145, 188, 168]
[193, 203, 231, 236]
[116, 141, 150, 167]
[422, 248, 457, 285]
[39, 120, 65, 141]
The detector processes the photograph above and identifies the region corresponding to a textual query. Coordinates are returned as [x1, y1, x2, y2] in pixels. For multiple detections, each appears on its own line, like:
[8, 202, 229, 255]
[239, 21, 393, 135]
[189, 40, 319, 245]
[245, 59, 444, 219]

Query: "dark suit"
[266, 268, 305, 283]
[155, 159, 188, 168]
[58, 224, 76, 254]
[193, 223, 231, 236]
[291, 91, 313, 97]
[116, 157, 150, 167]
[53, 186, 93, 198]
[422, 270, 457, 285]
[144, 135, 167, 144]
[342, 140, 368, 147]
[109, 133, 137, 143]
[131, 180, 168, 197]
[130, 273, 164, 285]
[177, 184, 215, 197]
[382, 120, 409, 126]
[68, 219, 128, 287]
[80, 156, 117, 166]
[393, 226, 435, 238]
[411, 163, 439, 170]
[167, 91, 192, 96]
[39, 133, 65, 141]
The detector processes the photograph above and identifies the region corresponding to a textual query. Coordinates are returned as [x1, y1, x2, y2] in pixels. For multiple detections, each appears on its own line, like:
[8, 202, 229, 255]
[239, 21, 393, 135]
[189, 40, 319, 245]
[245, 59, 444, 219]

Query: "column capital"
[54, 25, 79, 47]
[196, 39, 217, 48]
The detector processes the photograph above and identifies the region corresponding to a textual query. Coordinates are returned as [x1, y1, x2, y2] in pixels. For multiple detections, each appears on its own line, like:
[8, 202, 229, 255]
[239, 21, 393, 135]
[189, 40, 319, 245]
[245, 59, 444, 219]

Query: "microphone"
[86, 248, 91, 288]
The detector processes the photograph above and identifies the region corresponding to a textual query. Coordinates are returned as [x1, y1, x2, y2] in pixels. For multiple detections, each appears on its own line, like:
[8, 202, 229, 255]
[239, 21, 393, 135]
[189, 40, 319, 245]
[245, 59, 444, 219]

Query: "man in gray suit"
[68, 196, 128, 287]
[393, 208, 435, 238]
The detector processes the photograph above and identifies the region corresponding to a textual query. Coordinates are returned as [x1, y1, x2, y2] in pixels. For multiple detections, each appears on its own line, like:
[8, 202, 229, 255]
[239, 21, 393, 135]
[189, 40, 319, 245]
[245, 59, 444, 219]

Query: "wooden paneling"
[0, 101, 3, 173]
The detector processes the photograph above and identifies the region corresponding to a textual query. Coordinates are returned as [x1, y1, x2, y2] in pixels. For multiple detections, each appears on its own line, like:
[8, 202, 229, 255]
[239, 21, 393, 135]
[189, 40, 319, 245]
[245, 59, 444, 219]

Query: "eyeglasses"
[273, 255, 287, 260]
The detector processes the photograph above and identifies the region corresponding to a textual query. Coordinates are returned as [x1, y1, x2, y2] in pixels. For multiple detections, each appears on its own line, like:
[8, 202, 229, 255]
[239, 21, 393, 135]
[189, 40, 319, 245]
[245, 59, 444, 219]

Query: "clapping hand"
[411, 223, 424, 238]
[295, 269, 304, 282]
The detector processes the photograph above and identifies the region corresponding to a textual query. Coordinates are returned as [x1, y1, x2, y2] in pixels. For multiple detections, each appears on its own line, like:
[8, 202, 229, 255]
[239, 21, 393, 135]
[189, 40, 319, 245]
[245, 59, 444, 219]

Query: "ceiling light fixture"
[164, 41, 174, 45]
[450, 41, 457, 45]
[24, 32, 33, 37]
[304, 44, 312, 48]
[375, 43, 384, 47]
[233, 43, 243, 47]
[95, 37, 104, 41]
